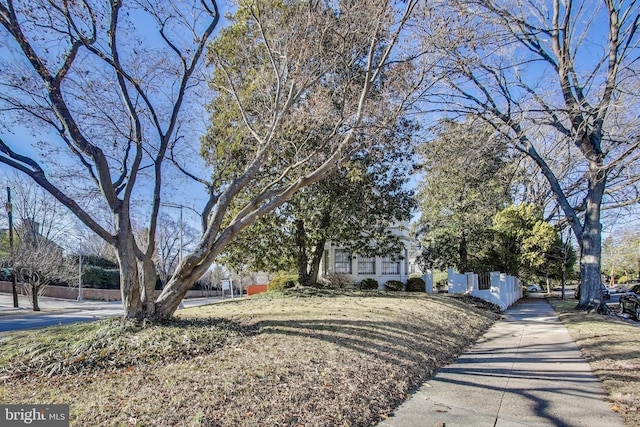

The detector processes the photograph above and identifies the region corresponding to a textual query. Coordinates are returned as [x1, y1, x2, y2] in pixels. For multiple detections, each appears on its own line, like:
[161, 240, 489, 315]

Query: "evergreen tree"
[415, 118, 513, 272]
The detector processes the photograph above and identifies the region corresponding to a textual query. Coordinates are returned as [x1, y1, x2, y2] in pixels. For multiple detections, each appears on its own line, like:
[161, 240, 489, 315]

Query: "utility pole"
[561, 236, 567, 301]
[77, 251, 83, 301]
[5, 187, 18, 308]
[179, 206, 183, 264]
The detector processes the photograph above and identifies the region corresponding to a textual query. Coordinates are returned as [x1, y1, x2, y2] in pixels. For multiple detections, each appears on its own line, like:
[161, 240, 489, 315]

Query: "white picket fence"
[446, 268, 522, 311]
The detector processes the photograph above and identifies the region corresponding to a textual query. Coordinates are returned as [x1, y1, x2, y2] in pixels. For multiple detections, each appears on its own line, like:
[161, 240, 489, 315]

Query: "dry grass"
[550, 298, 640, 427]
[0, 290, 500, 426]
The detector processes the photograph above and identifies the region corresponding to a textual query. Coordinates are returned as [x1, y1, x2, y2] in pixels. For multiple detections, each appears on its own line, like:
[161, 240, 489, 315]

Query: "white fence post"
[448, 269, 521, 310]
[490, 272, 500, 291]
[423, 270, 434, 293]
[448, 268, 467, 294]
[505, 275, 513, 307]
[465, 272, 476, 293]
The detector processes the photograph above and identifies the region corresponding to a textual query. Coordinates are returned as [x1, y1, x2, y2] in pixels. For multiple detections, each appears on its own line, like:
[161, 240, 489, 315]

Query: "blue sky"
[0, 1, 233, 236]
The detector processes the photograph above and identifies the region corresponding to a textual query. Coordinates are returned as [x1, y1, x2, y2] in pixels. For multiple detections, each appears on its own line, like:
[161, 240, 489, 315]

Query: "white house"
[318, 222, 411, 288]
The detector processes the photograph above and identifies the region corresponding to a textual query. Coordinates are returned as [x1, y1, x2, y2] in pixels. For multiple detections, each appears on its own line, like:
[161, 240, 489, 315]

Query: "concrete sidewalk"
[379, 298, 624, 427]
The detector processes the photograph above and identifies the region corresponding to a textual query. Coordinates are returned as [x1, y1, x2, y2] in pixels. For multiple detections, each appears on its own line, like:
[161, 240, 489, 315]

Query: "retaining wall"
[0, 281, 220, 301]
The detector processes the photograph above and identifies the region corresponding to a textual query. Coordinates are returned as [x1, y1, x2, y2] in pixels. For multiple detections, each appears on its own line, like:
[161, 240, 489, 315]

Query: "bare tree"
[74, 227, 117, 264]
[2, 175, 75, 311]
[426, 0, 640, 311]
[0, 0, 220, 318]
[14, 236, 74, 311]
[3, 173, 71, 244]
[207, 263, 226, 294]
[1, 0, 427, 319]
[153, 215, 198, 285]
[602, 228, 640, 282]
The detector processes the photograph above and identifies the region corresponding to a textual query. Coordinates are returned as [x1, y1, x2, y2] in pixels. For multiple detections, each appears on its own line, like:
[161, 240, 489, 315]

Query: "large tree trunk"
[307, 211, 330, 285]
[116, 245, 143, 319]
[139, 258, 158, 318]
[296, 219, 311, 287]
[153, 268, 200, 319]
[32, 283, 40, 312]
[114, 209, 144, 318]
[458, 231, 468, 272]
[309, 239, 326, 285]
[112, 207, 160, 319]
[576, 163, 608, 313]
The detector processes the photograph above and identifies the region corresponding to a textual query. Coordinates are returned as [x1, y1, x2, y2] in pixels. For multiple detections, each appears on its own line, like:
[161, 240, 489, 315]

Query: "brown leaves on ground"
[0, 292, 500, 426]
[551, 299, 640, 427]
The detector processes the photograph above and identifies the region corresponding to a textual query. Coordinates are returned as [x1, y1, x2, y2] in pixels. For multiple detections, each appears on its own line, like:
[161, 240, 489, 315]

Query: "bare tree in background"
[4, 174, 70, 245]
[207, 264, 226, 295]
[74, 229, 117, 264]
[153, 216, 198, 286]
[426, 0, 640, 312]
[2, 175, 75, 310]
[14, 236, 74, 311]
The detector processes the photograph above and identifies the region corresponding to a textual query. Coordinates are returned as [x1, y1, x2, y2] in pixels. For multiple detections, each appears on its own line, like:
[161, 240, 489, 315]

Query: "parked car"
[526, 284, 541, 293]
[608, 284, 623, 293]
[619, 284, 640, 320]
[574, 283, 610, 300]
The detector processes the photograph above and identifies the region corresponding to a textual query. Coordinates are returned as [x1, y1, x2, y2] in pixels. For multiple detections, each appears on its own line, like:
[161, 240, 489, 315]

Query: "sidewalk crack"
[493, 323, 525, 427]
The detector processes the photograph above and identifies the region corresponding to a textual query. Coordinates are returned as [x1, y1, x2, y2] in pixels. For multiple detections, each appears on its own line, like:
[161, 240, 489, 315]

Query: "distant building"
[318, 222, 411, 288]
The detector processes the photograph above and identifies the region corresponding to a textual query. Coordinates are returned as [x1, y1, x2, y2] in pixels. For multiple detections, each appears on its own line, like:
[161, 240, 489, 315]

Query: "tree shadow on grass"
[256, 316, 489, 381]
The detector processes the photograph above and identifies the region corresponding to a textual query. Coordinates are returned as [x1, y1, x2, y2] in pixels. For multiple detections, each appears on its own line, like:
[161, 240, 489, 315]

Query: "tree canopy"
[421, 0, 640, 311]
[0, 0, 426, 319]
[220, 129, 416, 286]
[602, 228, 640, 283]
[415, 118, 513, 272]
[492, 204, 559, 279]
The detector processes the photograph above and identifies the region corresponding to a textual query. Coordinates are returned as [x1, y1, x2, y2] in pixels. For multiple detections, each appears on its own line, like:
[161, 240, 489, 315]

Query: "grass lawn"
[0, 290, 500, 427]
[550, 298, 640, 427]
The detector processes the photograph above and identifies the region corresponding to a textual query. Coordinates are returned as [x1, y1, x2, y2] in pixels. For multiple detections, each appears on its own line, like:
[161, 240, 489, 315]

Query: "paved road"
[536, 287, 627, 314]
[0, 294, 229, 332]
[0, 307, 124, 332]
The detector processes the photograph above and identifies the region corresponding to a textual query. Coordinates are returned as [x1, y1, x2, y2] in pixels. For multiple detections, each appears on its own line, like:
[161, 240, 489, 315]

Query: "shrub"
[267, 273, 298, 292]
[82, 266, 120, 289]
[359, 278, 379, 290]
[406, 277, 426, 292]
[81, 254, 118, 269]
[435, 279, 448, 293]
[319, 273, 355, 289]
[384, 280, 404, 292]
